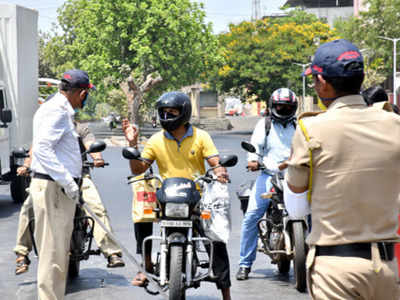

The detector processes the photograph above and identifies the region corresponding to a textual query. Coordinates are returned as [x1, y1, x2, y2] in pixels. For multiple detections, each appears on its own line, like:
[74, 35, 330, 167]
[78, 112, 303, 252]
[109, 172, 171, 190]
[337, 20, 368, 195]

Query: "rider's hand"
[93, 158, 105, 168]
[278, 161, 288, 171]
[122, 118, 139, 147]
[16, 166, 29, 176]
[247, 161, 259, 171]
[64, 181, 80, 203]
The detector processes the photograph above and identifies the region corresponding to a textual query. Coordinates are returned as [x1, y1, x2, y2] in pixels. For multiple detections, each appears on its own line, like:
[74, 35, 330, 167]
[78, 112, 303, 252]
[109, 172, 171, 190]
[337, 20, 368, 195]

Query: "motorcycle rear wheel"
[169, 245, 185, 300]
[68, 258, 80, 279]
[292, 222, 307, 292]
[277, 255, 290, 274]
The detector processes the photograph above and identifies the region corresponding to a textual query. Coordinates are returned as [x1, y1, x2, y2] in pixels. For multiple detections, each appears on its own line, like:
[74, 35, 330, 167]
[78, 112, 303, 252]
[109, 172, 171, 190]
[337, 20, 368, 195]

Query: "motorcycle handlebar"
[82, 161, 109, 168]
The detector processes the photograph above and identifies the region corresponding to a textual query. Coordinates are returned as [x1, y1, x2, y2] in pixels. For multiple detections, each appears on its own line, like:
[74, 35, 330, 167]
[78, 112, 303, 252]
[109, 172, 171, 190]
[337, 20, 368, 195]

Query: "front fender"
[167, 232, 187, 245]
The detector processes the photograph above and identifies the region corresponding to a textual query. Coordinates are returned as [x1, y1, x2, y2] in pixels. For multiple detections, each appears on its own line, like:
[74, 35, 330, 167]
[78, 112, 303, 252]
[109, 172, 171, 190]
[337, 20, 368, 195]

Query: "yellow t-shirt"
[141, 126, 218, 180]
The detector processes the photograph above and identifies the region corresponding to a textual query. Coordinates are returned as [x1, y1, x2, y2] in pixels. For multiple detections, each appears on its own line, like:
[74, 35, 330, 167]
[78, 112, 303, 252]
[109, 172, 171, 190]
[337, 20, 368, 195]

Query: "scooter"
[241, 141, 308, 293]
[122, 146, 238, 300]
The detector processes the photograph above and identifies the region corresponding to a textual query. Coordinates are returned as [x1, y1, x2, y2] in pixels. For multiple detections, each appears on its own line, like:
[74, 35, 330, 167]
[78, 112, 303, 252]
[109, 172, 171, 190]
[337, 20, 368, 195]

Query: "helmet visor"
[274, 104, 296, 116]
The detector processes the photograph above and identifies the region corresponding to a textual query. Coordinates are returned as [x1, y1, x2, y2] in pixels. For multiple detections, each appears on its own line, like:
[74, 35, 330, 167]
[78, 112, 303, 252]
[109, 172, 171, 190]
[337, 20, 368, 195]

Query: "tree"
[46, 0, 221, 123]
[211, 9, 338, 102]
[334, 0, 400, 89]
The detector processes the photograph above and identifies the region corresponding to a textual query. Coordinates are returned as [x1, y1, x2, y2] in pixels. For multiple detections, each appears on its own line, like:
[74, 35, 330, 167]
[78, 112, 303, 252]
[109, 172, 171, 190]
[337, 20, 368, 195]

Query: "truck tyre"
[292, 222, 307, 292]
[10, 175, 30, 203]
[169, 245, 185, 300]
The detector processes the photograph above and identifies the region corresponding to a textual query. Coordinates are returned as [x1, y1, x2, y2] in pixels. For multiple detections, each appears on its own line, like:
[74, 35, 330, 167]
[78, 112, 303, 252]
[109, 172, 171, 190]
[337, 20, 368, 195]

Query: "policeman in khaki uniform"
[14, 121, 124, 276]
[283, 39, 400, 299]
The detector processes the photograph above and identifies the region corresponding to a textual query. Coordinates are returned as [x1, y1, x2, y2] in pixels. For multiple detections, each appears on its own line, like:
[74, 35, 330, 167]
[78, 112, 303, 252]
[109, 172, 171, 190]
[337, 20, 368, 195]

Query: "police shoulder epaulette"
[297, 111, 325, 121]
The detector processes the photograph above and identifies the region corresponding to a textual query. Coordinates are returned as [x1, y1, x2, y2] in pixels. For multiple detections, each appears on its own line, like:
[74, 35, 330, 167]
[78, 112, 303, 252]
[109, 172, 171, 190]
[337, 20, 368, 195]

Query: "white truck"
[0, 4, 38, 203]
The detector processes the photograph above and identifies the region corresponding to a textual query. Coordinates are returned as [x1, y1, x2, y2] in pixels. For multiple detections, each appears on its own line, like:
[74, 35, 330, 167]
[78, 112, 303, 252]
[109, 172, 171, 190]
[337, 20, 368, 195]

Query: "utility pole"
[379, 36, 400, 104]
[251, 0, 261, 21]
[293, 62, 310, 101]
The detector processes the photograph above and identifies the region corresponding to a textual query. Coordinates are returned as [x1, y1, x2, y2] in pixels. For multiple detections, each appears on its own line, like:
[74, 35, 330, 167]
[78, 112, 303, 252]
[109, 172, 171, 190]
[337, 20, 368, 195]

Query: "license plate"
[160, 220, 192, 228]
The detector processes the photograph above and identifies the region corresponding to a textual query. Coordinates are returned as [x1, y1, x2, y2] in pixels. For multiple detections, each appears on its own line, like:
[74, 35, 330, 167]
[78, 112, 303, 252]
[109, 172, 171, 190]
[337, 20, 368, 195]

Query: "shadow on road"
[0, 196, 20, 218]
[66, 268, 130, 295]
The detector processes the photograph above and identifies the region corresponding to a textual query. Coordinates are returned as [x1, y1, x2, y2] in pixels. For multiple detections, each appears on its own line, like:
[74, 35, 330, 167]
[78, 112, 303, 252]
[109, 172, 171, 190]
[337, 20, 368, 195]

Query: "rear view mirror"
[219, 155, 238, 167]
[86, 140, 106, 154]
[122, 147, 141, 160]
[13, 148, 29, 158]
[241, 141, 256, 153]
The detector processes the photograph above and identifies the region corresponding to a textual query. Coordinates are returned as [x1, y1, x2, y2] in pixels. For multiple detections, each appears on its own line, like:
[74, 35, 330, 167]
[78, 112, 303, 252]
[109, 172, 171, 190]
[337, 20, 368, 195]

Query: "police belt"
[33, 172, 80, 185]
[315, 242, 394, 261]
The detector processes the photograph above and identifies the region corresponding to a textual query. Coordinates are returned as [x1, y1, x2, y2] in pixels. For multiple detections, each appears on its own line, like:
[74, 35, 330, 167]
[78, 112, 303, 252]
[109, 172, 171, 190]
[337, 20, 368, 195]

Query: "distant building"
[284, 0, 355, 26]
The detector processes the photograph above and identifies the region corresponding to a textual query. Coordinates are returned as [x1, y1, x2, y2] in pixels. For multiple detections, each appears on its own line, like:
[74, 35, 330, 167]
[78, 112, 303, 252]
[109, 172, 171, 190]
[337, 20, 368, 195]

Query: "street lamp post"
[293, 62, 310, 100]
[378, 36, 400, 103]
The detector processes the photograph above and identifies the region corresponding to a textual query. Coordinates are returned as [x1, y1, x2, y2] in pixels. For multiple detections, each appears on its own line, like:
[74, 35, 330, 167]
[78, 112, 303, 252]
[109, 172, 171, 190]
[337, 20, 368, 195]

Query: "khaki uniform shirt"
[287, 95, 400, 246]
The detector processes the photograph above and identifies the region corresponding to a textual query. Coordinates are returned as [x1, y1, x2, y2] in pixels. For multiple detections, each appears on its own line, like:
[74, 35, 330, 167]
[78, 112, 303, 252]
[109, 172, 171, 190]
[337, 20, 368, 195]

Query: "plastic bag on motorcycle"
[131, 174, 159, 223]
[200, 180, 231, 244]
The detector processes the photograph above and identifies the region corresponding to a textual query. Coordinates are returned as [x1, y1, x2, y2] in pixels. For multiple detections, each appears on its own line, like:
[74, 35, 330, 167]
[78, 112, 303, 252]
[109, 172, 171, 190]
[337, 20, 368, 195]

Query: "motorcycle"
[151, 116, 157, 128]
[29, 140, 108, 279]
[241, 141, 308, 292]
[122, 147, 237, 300]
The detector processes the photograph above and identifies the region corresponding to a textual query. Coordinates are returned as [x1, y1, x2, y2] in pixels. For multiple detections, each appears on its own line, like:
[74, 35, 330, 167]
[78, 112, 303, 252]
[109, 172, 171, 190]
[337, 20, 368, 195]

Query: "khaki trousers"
[307, 246, 400, 300]
[81, 176, 121, 257]
[14, 194, 34, 256]
[14, 177, 121, 260]
[31, 178, 75, 300]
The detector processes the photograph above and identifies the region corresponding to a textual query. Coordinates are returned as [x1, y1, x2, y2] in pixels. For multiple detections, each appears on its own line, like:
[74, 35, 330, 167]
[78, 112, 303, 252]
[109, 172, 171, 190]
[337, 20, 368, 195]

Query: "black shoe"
[236, 266, 250, 280]
[107, 254, 125, 268]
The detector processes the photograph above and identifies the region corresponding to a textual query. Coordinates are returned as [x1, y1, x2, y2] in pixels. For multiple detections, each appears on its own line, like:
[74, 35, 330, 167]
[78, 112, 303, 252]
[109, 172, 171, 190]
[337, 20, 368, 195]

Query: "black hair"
[59, 80, 81, 93]
[323, 74, 364, 95]
[361, 85, 388, 106]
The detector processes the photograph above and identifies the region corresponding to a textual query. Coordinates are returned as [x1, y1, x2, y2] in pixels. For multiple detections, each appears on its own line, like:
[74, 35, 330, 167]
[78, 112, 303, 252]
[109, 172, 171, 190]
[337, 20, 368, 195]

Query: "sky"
[0, 0, 287, 34]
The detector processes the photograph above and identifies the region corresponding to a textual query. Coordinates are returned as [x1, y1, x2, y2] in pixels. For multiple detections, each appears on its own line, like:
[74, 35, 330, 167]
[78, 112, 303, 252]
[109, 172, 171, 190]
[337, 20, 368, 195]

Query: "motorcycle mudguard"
[286, 219, 308, 233]
[167, 232, 187, 245]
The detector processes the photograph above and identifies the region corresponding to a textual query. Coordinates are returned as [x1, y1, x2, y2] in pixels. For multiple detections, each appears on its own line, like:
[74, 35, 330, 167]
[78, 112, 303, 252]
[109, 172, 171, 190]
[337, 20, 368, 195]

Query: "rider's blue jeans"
[239, 172, 271, 268]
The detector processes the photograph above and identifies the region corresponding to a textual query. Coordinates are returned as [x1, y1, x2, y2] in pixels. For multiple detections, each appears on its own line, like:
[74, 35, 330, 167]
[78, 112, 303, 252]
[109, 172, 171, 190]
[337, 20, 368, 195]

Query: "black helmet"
[156, 91, 192, 132]
[269, 88, 298, 125]
[361, 85, 388, 106]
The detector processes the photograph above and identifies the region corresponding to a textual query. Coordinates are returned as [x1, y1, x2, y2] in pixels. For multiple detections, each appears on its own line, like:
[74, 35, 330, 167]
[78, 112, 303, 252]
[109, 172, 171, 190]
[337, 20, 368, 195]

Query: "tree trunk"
[120, 74, 162, 125]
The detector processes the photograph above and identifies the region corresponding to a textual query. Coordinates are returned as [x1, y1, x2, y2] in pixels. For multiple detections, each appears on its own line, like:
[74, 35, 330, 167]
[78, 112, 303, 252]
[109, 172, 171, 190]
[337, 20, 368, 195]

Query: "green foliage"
[334, 0, 400, 88]
[211, 9, 338, 102]
[40, 0, 221, 117]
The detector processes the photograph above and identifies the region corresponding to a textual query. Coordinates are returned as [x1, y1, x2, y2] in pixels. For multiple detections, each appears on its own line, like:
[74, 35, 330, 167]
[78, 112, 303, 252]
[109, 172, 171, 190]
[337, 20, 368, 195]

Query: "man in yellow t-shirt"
[123, 91, 231, 300]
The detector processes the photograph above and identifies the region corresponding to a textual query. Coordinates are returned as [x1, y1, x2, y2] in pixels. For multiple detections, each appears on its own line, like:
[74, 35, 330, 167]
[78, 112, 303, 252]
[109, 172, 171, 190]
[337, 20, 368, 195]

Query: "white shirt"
[248, 118, 295, 172]
[31, 92, 82, 187]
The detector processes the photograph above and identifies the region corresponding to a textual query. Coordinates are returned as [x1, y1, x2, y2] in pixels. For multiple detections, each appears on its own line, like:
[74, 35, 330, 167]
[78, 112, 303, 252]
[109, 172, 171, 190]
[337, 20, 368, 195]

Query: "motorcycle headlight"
[165, 203, 189, 218]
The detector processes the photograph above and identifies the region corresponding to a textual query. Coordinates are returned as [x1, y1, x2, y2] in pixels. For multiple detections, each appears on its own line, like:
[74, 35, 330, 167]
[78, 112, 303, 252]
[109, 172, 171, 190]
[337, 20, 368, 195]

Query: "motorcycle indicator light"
[143, 207, 154, 214]
[201, 210, 211, 220]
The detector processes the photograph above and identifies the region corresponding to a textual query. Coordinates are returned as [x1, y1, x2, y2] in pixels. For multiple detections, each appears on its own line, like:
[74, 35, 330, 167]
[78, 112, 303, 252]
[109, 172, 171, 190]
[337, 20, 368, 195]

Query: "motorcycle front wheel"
[169, 245, 185, 300]
[292, 222, 307, 292]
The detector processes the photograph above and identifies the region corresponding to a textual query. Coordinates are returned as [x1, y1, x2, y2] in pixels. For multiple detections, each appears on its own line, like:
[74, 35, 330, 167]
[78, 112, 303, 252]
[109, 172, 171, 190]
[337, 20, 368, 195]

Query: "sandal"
[131, 271, 148, 287]
[15, 255, 30, 275]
